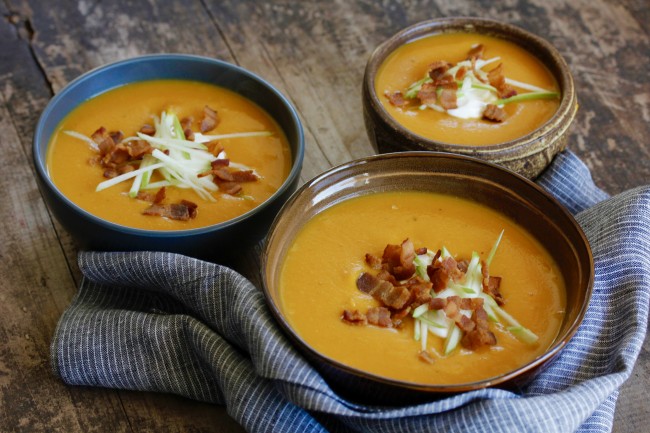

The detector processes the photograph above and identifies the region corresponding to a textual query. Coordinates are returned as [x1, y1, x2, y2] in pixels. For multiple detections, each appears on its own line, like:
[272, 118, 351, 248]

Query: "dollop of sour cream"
[446, 76, 499, 119]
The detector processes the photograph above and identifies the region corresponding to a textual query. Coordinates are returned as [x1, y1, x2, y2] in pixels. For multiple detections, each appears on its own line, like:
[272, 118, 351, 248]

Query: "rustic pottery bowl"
[363, 17, 577, 179]
[33, 54, 304, 261]
[262, 152, 592, 402]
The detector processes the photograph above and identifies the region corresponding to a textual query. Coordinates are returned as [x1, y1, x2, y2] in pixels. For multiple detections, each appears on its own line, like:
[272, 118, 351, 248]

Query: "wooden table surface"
[1, 0, 648, 431]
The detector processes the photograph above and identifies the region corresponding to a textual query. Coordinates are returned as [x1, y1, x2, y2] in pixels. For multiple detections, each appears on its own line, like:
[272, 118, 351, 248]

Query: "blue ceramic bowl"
[33, 54, 304, 261]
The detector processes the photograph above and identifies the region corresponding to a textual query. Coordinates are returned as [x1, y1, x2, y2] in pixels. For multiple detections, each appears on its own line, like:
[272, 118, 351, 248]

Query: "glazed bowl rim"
[364, 16, 576, 154]
[262, 150, 594, 393]
[32, 53, 305, 238]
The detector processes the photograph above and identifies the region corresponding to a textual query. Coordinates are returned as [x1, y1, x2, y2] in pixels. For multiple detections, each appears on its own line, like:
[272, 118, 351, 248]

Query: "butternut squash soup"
[279, 191, 566, 384]
[376, 32, 560, 146]
[46, 80, 292, 230]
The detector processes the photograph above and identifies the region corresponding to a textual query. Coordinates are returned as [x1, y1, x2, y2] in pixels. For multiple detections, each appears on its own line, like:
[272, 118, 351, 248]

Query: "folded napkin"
[51, 151, 650, 433]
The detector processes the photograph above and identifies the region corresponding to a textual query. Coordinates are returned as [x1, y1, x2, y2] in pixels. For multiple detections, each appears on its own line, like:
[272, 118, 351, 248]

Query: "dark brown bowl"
[262, 152, 592, 402]
[363, 17, 578, 179]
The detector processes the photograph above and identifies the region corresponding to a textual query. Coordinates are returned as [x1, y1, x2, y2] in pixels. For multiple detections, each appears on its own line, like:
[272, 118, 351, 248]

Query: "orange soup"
[376, 32, 560, 146]
[47, 80, 292, 230]
[279, 191, 566, 384]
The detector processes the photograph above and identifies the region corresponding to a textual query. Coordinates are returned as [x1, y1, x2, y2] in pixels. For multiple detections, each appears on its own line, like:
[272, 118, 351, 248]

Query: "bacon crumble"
[342, 239, 505, 362]
[200, 105, 219, 133]
[385, 90, 410, 108]
[384, 44, 526, 122]
[142, 199, 198, 221]
[483, 104, 507, 123]
[85, 108, 261, 220]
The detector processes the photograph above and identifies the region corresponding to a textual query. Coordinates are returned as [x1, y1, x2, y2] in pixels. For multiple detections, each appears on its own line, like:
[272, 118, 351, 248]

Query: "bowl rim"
[364, 17, 577, 154]
[32, 53, 305, 237]
[262, 150, 594, 393]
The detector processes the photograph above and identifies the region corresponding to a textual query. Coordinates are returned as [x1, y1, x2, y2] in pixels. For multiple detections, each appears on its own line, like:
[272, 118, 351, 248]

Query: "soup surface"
[47, 80, 292, 230]
[375, 32, 560, 146]
[280, 191, 566, 384]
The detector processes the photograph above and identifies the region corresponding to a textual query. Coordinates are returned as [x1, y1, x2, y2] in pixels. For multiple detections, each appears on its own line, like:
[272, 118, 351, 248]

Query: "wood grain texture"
[0, 0, 647, 431]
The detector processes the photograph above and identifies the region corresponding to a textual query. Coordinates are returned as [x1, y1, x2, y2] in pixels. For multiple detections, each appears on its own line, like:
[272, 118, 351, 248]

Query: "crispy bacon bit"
[208, 157, 258, 195]
[385, 90, 409, 108]
[356, 272, 411, 310]
[427, 60, 451, 82]
[487, 63, 506, 89]
[455, 66, 468, 80]
[154, 187, 166, 204]
[470, 56, 486, 84]
[415, 247, 427, 255]
[181, 200, 198, 218]
[429, 297, 446, 310]
[499, 84, 517, 99]
[427, 263, 448, 293]
[459, 297, 484, 311]
[143, 203, 193, 221]
[481, 261, 504, 306]
[208, 142, 224, 156]
[417, 82, 438, 106]
[137, 192, 153, 203]
[128, 140, 153, 159]
[443, 257, 464, 281]
[91, 126, 155, 177]
[231, 170, 258, 183]
[483, 104, 507, 123]
[180, 117, 195, 140]
[106, 144, 130, 166]
[457, 315, 476, 333]
[109, 131, 124, 144]
[409, 278, 433, 306]
[200, 105, 219, 133]
[365, 253, 383, 270]
[103, 164, 134, 178]
[376, 269, 398, 285]
[486, 276, 503, 304]
[92, 127, 111, 150]
[487, 64, 517, 99]
[466, 44, 484, 60]
[366, 307, 393, 327]
[213, 168, 234, 182]
[139, 124, 156, 135]
[461, 307, 497, 350]
[342, 309, 367, 325]
[211, 158, 230, 168]
[443, 295, 461, 320]
[418, 350, 435, 364]
[457, 259, 469, 274]
[427, 256, 463, 292]
[439, 86, 458, 110]
[219, 182, 243, 195]
[382, 238, 416, 280]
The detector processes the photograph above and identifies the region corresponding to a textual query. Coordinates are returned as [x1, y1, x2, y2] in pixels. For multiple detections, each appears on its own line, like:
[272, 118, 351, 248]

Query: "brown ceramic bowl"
[262, 152, 592, 402]
[363, 17, 578, 179]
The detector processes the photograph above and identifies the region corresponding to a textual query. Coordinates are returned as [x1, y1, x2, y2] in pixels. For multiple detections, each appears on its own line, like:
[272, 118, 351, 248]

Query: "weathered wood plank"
[0, 3, 135, 432]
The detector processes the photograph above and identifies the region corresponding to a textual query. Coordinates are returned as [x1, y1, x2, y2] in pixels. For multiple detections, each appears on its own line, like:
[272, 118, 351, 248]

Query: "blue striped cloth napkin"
[51, 151, 650, 433]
